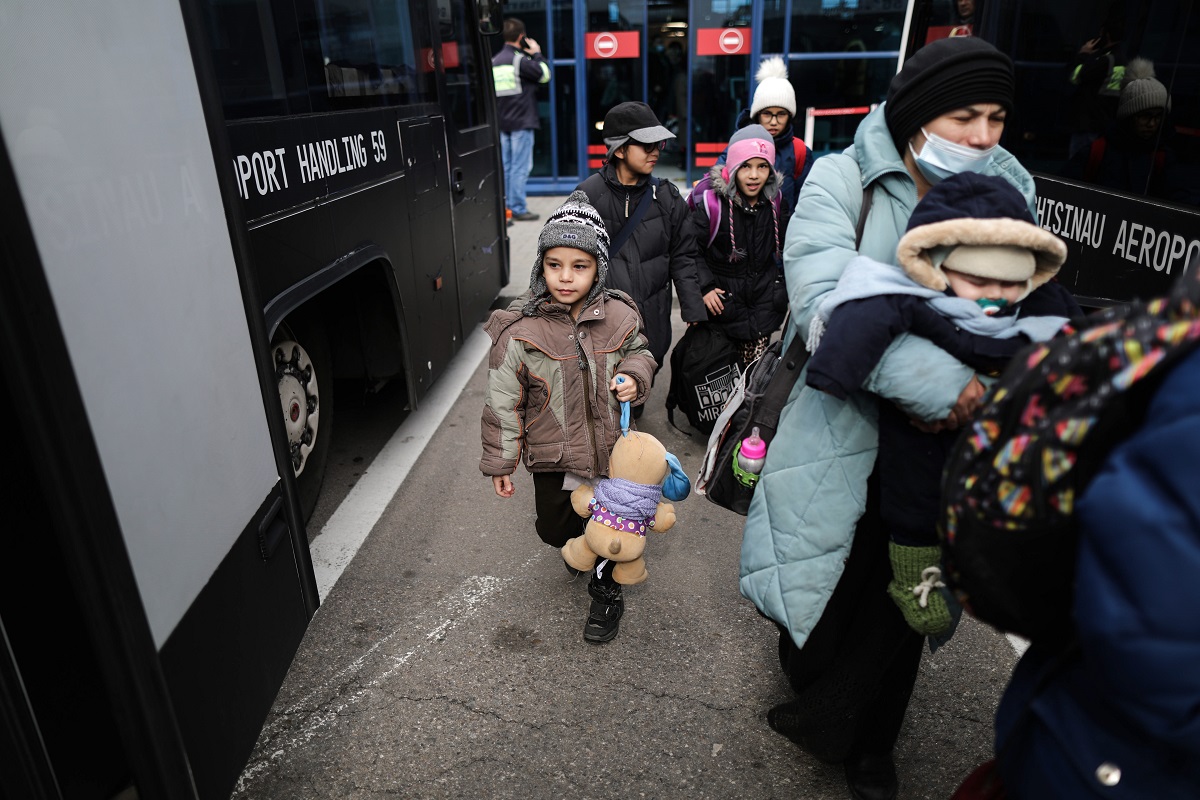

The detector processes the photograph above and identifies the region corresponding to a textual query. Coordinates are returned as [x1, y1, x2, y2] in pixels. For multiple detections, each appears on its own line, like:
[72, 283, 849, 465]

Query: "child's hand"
[703, 289, 726, 315]
[492, 475, 515, 498]
[610, 373, 638, 403]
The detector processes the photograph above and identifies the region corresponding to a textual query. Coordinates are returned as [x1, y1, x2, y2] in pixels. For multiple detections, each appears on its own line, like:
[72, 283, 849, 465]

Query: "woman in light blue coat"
[739, 37, 1036, 800]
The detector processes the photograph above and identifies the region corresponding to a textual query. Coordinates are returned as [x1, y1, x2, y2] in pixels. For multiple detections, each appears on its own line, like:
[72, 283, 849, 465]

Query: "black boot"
[583, 572, 624, 643]
[843, 751, 898, 800]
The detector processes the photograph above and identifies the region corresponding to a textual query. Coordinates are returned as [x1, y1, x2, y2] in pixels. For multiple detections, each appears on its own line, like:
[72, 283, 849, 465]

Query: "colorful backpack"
[940, 264, 1200, 642]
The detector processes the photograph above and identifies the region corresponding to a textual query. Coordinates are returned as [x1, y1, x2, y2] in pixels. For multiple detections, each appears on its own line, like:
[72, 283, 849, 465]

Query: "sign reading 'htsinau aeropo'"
[227, 110, 404, 223]
[1034, 175, 1200, 306]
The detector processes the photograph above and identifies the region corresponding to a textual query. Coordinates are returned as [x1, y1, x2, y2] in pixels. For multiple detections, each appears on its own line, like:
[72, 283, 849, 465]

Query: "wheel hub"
[274, 340, 320, 476]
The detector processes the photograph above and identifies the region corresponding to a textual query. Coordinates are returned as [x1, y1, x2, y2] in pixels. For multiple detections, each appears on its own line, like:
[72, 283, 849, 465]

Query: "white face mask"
[909, 127, 997, 183]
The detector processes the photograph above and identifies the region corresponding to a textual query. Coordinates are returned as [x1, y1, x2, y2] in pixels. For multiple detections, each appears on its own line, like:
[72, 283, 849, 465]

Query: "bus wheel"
[273, 324, 333, 521]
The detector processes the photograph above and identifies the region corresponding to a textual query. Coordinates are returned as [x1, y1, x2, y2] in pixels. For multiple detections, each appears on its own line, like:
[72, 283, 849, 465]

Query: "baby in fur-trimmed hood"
[896, 171, 1066, 303]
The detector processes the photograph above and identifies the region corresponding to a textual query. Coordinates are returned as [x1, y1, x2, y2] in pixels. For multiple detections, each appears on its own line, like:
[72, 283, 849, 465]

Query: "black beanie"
[885, 37, 1014, 147]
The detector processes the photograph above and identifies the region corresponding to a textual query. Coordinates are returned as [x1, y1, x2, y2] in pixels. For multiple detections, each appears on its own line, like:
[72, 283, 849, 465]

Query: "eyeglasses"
[759, 110, 790, 122]
[634, 140, 667, 153]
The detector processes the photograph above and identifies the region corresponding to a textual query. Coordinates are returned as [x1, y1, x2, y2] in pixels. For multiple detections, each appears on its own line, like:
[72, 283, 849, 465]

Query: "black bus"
[904, 0, 1200, 308]
[212, 0, 510, 517]
[0, 0, 506, 797]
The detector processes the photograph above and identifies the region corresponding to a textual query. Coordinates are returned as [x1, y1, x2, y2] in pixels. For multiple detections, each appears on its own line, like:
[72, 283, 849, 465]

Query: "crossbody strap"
[608, 177, 659, 258]
[768, 181, 875, 420]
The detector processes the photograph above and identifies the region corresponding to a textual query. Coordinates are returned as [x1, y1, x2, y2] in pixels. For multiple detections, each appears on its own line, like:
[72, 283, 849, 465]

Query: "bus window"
[302, 0, 435, 109]
[990, 0, 1200, 208]
[208, 0, 299, 119]
[439, 0, 493, 131]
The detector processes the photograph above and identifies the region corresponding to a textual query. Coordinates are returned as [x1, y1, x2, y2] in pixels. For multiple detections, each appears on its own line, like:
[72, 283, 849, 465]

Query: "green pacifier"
[976, 297, 1010, 316]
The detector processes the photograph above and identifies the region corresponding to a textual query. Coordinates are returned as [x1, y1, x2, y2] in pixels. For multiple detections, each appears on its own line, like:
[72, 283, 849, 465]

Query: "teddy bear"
[560, 429, 688, 585]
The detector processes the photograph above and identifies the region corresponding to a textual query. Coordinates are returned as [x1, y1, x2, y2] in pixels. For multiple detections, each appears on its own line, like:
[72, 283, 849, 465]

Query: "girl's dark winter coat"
[689, 166, 788, 342]
[576, 165, 707, 367]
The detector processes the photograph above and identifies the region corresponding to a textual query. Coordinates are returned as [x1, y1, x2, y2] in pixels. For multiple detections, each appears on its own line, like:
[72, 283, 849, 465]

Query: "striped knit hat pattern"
[525, 190, 611, 314]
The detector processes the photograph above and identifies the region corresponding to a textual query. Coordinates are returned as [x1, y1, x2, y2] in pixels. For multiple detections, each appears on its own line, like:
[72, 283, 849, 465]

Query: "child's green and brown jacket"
[480, 291, 656, 480]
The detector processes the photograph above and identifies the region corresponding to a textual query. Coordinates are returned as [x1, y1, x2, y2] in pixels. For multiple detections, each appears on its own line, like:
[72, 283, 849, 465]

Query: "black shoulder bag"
[696, 183, 874, 514]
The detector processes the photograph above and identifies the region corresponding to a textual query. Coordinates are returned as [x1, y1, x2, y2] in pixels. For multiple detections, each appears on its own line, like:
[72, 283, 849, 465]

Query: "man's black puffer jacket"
[577, 164, 707, 367]
[688, 166, 787, 343]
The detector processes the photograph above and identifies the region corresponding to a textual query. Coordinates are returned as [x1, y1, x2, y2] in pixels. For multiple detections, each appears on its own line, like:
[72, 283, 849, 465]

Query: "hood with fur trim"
[706, 161, 781, 207]
[897, 172, 1066, 297]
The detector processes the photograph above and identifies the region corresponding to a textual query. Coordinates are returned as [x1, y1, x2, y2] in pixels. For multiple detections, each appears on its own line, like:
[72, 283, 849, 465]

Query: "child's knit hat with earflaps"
[524, 191, 612, 315]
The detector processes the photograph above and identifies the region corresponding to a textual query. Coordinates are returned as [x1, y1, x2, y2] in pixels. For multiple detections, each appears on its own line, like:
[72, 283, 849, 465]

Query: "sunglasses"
[633, 140, 667, 153]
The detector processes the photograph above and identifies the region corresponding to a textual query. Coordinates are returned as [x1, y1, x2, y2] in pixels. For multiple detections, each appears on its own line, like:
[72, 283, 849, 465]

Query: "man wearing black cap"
[576, 102, 706, 401]
[739, 36, 1038, 800]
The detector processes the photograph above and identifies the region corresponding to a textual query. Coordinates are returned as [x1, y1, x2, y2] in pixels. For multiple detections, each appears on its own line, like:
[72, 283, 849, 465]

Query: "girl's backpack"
[940, 263, 1200, 642]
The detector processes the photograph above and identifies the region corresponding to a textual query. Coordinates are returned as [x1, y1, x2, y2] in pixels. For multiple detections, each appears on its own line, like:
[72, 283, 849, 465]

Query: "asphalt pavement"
[232, 193, 1019, 800]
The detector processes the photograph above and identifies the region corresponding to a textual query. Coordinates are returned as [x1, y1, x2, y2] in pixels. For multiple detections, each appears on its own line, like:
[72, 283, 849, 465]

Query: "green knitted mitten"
[886, 542, 952, 637]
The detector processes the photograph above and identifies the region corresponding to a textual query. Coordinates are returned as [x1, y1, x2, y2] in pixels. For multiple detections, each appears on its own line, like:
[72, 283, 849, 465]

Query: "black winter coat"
[576, 166, 706, 366]
[688, 167, 787, 342]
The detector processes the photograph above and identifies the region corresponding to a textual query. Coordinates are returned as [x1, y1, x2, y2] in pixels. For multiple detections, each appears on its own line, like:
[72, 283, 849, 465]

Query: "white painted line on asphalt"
[1007, 633, 1030, 656]
[234, 568, 523, 795]
[308, 325, 491, 602]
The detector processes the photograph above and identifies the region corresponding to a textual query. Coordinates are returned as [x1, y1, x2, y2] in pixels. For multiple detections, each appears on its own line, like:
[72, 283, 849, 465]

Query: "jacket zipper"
[575, 321, 600, 476]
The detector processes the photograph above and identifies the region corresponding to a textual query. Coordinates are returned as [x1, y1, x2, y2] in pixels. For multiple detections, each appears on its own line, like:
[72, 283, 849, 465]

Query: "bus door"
[437, 0, 510, 332]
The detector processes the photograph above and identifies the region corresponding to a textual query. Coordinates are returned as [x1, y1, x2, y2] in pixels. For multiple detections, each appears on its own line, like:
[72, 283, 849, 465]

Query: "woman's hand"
[703, 289, 726, 316]
[492, 475, 515, 498]
[911, 375, 986, 432]
[610, 373, 638, 403]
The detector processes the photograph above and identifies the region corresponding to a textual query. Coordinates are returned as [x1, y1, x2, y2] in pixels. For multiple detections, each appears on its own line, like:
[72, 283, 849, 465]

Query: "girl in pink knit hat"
[687, 124, 787, 366]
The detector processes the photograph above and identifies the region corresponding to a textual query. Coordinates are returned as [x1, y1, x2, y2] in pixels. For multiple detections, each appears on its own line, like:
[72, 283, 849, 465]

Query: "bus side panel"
[1, 3, 315, 795]
[400, 117, 464, 394]
[158, 487, 310, 800]
[450, 141, 507, 331]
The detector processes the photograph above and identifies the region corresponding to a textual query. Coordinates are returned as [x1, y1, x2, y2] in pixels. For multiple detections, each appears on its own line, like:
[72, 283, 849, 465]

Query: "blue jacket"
[738, 104, 1037, 649]
[995, 344, 1200, 799]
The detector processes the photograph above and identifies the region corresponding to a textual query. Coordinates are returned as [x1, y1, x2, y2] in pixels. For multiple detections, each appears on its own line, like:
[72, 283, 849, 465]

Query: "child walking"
[480, 191, 657, 643]
[804, 171, 1082, 637]
[690, 124, 788, 365]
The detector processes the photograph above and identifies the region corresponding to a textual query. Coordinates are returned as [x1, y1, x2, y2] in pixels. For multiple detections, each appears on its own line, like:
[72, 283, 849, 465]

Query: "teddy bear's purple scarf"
[592, 478, 662, 521]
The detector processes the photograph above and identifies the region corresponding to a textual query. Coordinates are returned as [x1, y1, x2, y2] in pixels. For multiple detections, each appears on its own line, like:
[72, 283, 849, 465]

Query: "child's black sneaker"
[583, 579, 624, 643]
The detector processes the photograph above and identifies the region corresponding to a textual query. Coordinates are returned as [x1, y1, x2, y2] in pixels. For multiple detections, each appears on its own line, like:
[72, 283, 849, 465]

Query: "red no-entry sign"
[585, 31, 640, 59]
[697, 27, 752, 56]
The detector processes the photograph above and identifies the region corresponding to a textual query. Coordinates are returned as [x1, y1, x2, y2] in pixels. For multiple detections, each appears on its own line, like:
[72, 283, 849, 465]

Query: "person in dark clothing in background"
[805, 172, 1080, 639]
[492, 18, 550, 222]
[1067, 18, 1125, 159]
[1066, 57, 1199, 205]
[576, 101, 707, 414]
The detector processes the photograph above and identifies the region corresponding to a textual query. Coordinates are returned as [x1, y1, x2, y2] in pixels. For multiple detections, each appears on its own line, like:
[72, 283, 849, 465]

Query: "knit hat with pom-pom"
[524, 190, 611, 315]
[750, 56, 797, 117]
[1118, 57, 1171, 119]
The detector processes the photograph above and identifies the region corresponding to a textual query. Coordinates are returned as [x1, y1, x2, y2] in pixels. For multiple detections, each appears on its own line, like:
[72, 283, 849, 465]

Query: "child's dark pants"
[532, 472, 587, 548]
